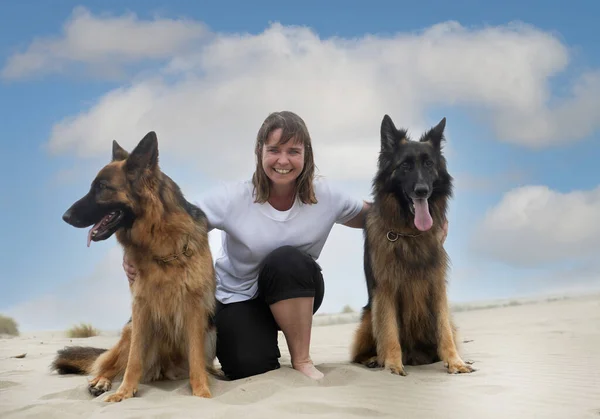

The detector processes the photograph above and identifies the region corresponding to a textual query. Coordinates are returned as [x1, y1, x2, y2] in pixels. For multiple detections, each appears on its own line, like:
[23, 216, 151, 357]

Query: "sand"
[1, 294, 598, 418]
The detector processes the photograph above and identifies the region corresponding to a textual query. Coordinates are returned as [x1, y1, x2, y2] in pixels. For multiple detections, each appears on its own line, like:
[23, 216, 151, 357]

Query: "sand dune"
[1, 294, 598, 418]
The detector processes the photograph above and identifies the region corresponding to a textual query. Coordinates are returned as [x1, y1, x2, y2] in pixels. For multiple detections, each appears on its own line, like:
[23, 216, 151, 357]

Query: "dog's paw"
[88, 376, 112, 397]
[362, 356, 381, 369]
[191, 384, 211, 398]
[384, 361, 407, 376]
[104, 387, 137, 403]
[447, 358, 476, 374]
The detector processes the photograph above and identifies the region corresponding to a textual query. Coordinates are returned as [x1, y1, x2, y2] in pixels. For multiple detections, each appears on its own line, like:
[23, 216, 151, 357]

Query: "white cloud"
[471, 185, 600, 267]
[1, 6, 208, 80]
[12, 11, 594, 164]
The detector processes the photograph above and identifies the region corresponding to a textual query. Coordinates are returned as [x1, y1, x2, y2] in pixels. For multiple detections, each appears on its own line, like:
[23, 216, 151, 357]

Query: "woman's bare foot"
[293, 360, 324, 380]
[270, 297, 324, 380]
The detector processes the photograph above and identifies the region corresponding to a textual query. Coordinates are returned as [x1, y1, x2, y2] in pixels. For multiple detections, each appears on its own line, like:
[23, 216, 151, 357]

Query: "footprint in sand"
[316, 365, 364, 387]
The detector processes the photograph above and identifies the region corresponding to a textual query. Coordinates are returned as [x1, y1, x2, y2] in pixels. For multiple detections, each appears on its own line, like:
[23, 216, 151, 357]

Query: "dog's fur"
[53, 132, 219, 402]
[350, 115, 475, 376]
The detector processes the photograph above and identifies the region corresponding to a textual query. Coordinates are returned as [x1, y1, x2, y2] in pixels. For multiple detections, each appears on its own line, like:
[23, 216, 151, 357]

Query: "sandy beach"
[1, 294, 598, 419]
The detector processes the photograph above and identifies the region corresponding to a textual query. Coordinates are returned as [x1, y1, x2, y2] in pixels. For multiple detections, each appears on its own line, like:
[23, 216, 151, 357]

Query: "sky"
[1, 0, 599, 332]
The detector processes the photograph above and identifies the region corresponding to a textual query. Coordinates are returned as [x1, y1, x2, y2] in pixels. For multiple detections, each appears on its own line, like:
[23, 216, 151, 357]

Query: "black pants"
[214, 246, 325, 380]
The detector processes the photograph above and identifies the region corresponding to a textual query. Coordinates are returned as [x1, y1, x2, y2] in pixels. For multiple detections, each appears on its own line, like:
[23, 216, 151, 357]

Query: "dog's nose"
[414, 184, 429, 198]
[62, 209, 72, 223]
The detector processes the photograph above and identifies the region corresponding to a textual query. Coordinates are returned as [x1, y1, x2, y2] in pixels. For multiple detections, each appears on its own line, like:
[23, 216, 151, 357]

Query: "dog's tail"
[51, 346, 107, 375]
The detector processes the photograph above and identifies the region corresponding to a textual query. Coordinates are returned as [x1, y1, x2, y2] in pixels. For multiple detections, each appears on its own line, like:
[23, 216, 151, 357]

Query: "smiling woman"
[124, 110, 371, 381]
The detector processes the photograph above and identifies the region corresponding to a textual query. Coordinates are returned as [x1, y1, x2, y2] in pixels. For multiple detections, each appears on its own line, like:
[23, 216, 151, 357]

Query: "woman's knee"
[258, 245, 324, 311]
[260, 246, 319, 281]
[219, 349, 280, 380]
[261, 245, 307, 270]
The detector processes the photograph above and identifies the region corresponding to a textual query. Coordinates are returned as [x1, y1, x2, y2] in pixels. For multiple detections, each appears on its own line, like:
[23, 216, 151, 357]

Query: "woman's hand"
[123, 253, 138, 285]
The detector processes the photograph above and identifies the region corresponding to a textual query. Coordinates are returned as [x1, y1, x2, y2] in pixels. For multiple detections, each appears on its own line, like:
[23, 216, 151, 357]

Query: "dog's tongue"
[413, 198, 433, 231]
[87, 216, 109, 247]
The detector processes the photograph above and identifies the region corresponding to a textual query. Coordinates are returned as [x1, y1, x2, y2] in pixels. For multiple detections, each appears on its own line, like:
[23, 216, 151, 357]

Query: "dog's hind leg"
[350, 308, 378, 367]
[203, 324, 223, 378]
[88, 323, 132, 397]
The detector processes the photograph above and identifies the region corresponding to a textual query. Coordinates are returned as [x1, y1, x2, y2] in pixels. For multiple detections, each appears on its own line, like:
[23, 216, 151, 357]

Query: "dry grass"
[67, 323, 99, 338]
[0, 314, 19, 336]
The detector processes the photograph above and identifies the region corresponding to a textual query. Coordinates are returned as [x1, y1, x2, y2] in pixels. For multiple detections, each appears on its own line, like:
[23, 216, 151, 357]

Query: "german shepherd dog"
[53, 132, 219, 402]
[350, 115, 475, 376]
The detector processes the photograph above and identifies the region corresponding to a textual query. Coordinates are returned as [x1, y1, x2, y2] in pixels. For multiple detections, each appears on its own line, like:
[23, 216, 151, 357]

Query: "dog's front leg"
[186, 306, 211, 398]
[372, 289, 406, 376]
[104, 302, 148, 402]
[436, 292, 475, 374]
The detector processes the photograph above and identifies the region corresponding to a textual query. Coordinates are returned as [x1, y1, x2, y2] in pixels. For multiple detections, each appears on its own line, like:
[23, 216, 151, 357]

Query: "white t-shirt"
[195, 177, 364, 304]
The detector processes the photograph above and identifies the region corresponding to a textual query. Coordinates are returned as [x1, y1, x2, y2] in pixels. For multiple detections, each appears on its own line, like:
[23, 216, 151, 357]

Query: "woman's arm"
[343, 201, 372, 229]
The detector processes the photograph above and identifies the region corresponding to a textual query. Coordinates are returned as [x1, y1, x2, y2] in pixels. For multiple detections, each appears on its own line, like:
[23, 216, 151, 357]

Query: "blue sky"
[1, 0, 599, 331]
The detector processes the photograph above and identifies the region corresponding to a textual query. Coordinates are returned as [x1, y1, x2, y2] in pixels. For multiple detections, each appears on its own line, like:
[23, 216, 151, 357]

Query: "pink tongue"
[413, 198, 433, 231]
[87, 216, 109, 247]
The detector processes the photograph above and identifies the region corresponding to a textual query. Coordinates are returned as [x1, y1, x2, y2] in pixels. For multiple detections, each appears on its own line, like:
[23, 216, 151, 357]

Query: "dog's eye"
[400, 162, 411, 170]
[96, 181, 108, 190]
[424, 160, 434, 167]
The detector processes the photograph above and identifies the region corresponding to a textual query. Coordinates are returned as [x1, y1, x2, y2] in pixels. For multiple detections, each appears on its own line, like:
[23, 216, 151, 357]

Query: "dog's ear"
[126, 131, 159, 174]
[381, 114, 399, 151]
[112, 140, 129, 161]
[424, 117, 446, 149]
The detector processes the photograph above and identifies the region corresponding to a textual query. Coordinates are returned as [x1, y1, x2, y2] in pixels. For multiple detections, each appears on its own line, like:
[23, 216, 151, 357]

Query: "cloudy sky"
[1, 0, 599, 332]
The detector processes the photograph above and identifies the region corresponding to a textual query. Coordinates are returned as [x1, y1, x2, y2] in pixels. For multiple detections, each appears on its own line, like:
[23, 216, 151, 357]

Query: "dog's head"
[374, 114, 452, 231]
[62, 131, 159, 246]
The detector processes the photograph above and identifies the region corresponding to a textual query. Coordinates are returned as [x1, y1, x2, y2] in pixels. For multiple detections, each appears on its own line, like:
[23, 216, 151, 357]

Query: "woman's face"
[261, 128, 305, 189]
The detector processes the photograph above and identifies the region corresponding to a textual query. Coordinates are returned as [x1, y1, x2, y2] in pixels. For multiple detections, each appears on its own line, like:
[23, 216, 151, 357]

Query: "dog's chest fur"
[118, 230, 214, 343]
[365, 197, 449, 333]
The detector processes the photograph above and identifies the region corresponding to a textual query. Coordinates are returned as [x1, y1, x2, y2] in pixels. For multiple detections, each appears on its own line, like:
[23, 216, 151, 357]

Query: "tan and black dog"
[351, 115, 475, 376]
[53, 131, 219, 402]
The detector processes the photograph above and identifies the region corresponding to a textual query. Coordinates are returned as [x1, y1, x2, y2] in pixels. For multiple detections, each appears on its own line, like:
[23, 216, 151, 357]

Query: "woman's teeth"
[274, 168, 291, 174]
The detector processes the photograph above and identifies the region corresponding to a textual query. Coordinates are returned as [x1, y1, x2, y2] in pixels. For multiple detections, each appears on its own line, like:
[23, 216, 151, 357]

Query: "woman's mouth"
[274, 168, 291, 174]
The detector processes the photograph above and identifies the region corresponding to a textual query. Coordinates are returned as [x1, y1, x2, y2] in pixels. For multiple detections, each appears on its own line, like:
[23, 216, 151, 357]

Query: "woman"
[123, 111, 447, 381]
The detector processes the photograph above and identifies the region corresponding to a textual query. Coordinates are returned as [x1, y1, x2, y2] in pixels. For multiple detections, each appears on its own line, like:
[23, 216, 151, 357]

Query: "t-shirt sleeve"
[326, 180, 365, 225]
[193, 182, 233, 232]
